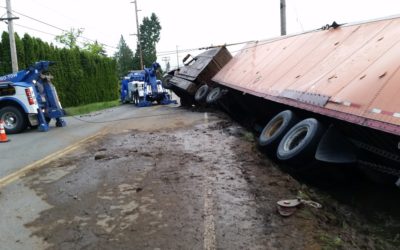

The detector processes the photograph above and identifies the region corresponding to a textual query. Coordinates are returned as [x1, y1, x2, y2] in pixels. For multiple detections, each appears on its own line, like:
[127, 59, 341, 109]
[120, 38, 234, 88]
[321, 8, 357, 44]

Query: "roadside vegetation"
[64, 100, 120, 116]
[0, 13, 162, 108]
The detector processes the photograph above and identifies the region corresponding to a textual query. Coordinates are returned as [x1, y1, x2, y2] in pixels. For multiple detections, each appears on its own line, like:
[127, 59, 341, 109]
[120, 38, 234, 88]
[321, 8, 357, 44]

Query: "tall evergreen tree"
[136, 13, 161, 68]
[114, 35, 134, 76]
[0, 31, 11, 74]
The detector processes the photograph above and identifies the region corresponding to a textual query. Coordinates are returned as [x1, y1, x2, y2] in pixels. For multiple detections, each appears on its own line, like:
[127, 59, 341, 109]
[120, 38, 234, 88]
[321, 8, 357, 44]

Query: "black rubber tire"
[259, 110, 298, 149]
[206, 87, 223, 104]
[194, 85, 209, 102]
[162, 74, 173, 89]
[0, 106, 28, 134]
[277, 118, 325, 162]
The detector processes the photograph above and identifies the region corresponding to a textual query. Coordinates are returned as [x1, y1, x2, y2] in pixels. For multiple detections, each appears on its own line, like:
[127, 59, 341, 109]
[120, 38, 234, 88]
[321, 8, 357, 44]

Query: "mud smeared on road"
[23, 110, 398, 249]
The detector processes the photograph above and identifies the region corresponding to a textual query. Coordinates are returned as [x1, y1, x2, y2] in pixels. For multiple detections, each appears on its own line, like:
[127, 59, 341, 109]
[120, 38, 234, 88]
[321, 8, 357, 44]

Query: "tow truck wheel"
[0, 106, 28, 134]
[277, 118, 324, 162]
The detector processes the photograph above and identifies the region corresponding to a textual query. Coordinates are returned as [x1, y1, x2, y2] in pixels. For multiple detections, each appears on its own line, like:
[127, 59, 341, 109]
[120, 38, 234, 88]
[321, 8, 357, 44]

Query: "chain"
[351, 139, 400, 163]
[358, 160, 400, 177]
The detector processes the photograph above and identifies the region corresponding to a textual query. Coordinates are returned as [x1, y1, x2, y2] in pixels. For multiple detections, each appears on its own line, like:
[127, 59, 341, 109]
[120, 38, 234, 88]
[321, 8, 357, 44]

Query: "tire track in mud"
[203, 176, 216, 250]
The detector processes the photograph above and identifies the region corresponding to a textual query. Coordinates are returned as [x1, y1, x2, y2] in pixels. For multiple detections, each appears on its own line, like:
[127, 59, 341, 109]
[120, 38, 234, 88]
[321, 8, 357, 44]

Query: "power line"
[156, 40, 255, 57]
[11, 8, 64, 32]
[13, 9, 117, 49]
[0, 6, 117, 50]
[14, 23, 58, 37]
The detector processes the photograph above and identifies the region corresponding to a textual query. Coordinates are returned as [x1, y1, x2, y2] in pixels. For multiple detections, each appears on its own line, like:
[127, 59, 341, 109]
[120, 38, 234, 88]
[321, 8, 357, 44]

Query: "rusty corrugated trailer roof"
[213, 17, 400, 135]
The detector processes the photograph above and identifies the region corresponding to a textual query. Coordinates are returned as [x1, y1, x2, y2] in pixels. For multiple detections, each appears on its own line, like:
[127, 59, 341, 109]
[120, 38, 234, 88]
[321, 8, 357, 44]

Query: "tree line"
[0, 12, 162, 107]
[0, 32, 118, 107]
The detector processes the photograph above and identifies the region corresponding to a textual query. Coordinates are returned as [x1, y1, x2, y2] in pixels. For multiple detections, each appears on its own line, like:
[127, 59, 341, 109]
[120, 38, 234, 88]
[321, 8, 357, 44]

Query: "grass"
[319, 233, 343, 250]
[64, 100, 120, 116]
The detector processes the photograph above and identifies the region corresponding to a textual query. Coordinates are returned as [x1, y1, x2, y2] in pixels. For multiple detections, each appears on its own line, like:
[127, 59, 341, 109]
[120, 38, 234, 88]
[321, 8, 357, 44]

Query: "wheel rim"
[195, 86, 207, 99]
[207, 88, 220, 102]
[264, 117, 284, 138]
[2, 112, 17, 130]
[283, 127, 308, 152]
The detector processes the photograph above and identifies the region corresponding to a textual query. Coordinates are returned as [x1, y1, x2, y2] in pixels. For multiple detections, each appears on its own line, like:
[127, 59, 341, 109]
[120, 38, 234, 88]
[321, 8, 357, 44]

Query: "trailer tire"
[259, 110, 298, 150]
[206, 87, 223, 104]
[195, 85, 209, 102]
[162, 74, 173, 89]
[0, 106, 28, 134]
[277, 118, 324, 162]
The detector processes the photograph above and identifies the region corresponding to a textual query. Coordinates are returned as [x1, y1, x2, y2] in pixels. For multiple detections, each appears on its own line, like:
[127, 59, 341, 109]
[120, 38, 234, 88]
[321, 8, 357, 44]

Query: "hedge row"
[0, 32, 118, 107]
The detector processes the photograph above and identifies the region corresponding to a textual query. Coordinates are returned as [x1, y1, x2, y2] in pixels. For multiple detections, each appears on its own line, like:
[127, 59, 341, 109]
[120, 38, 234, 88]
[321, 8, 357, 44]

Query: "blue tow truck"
[0, 61, 66, 134]
[120, 62, 176, 107]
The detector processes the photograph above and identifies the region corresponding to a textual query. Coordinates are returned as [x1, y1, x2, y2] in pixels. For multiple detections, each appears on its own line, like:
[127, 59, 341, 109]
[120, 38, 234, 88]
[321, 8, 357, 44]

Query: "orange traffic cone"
[0, 120, 10, 143]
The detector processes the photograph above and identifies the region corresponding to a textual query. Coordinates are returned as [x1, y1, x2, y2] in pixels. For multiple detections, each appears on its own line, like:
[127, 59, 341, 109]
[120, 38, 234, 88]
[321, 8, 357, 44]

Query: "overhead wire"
[13, 9, 117, 49]
[0, 6, 117, 50]
[14, 23, 59, 37]
[156, 40, 256, 57]
[11, 9, 65, 32]
[1, 5, 263, 57]
[0, 5, 316, 60]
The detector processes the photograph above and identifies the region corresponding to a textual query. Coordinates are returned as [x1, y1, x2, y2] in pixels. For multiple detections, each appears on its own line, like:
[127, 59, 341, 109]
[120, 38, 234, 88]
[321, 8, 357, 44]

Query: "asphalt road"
[0, 103, 180, 180]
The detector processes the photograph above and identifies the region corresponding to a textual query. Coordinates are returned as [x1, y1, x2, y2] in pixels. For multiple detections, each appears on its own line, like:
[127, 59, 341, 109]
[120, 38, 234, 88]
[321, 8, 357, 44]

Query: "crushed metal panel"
[280, 90, 330, 107]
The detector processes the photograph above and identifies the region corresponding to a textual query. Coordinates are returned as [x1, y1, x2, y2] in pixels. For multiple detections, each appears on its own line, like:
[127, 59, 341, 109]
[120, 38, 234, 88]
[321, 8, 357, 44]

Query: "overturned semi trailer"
[208, 17, 400, 185]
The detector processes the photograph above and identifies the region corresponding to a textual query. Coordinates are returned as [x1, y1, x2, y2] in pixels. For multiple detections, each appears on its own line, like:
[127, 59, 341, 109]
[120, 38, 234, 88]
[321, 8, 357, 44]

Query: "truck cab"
[0, 81, 40, 133]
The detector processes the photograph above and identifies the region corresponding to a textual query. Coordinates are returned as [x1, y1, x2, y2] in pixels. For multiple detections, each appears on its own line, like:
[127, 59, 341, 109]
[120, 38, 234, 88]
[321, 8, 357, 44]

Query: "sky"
[0, 0, 399, 69]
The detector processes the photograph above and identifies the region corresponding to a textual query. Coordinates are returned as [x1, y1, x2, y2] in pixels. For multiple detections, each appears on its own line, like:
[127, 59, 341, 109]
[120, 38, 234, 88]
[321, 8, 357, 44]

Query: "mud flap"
[315, 125, 357, 163]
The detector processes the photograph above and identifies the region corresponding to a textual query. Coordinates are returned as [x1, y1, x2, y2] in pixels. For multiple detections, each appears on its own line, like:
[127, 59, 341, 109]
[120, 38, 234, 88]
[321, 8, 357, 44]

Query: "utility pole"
[280, 0, 287, 36]
[176, 45, 179, 68]
[131, 1, 144, 70]
[1, 0, 19, 72]
[161, 56, 170, 71]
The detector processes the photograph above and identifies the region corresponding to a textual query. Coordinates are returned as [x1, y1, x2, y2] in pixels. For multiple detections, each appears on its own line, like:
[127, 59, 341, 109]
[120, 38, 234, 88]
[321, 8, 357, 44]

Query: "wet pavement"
[1, 107, 399, 249]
